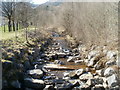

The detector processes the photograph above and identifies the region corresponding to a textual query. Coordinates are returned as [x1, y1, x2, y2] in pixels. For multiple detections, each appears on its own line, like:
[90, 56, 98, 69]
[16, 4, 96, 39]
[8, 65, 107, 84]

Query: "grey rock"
[54, 82, 73, 90]
[75, 69, 84, 76]
[43, 85, 54, 90]
[67, 56, 75, 62]
[27, 69, 43, 78]
[104, 67, 115, 77]
[106, 74, 118, 88]
[54, 60, 64, 65]
[74, 60, 84, 64]
[106, 60, 116, 66]
[24, 78, 45, 89]
[79, 72, 93, 80]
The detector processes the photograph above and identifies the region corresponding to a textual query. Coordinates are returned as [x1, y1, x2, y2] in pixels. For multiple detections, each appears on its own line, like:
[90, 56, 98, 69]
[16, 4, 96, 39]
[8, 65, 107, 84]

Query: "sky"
[32, 0, 49, 4]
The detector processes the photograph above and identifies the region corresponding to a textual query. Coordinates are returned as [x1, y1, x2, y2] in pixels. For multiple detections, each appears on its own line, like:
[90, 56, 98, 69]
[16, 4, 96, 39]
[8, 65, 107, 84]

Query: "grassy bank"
[0, 25, 36, 40]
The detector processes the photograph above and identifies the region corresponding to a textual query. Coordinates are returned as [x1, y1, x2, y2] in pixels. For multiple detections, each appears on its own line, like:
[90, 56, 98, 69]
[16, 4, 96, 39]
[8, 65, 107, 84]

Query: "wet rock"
[75, 69, 84, 76]
[96, 69, 104, 76]
[74, 60, 84, 64]
[87, 59, 94, 67]
[54, 82, 73, 90]
[63, 71, 70, 77]
[27, 69, 43, 78]
[67, 56, 77, 62]
[43, 85, 54, 90]
[92, 86, 105, 90]
[11, 80, 21, 88]
[63, 77, 71, 80]
[24, 78, 45, 89]
[79, 72, 93, 80]
[104, 67, 115, 77]
[69, 71, 77, 78]
[56, 52, 66, 58]
[91, 78, 104, 85]
[44, 80, 55, 85]
[43, 75, 56, 80]
[54, 60, 64, 65]
[68, 79, 80, 86]
[106, 74, 118, 88]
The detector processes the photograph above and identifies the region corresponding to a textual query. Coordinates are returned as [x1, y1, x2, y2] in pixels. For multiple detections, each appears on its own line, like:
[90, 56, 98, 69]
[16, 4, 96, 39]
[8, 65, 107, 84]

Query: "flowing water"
[47, 32, 95, 78]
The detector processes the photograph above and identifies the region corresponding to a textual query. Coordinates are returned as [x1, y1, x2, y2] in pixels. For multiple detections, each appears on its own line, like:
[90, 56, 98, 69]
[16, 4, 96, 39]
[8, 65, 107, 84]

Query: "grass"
[0, 25, 36, 40]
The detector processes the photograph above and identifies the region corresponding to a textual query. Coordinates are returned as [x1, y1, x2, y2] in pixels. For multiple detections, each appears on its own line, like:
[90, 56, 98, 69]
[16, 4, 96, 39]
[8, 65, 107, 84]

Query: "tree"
[1, 1, 16, 32]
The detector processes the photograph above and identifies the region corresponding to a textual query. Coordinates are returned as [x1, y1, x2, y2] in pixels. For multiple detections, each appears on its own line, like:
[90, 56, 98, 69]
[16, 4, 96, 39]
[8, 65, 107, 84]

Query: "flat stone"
[79, 72, 93, 80]
[43, 85, 54, 90]
[67, 56, 75, 62]
[74, 60, 84, 64]
[27, 69, 43, 78]
[75, 69, 84, 76]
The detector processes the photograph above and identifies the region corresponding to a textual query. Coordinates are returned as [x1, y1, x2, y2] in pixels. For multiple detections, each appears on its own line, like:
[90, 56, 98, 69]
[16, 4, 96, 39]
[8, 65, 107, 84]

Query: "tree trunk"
[8, 19, 12, 32]
[16, 22, 18, 31]
[4, 24, 5, 32]
[12, 20, 15, 31]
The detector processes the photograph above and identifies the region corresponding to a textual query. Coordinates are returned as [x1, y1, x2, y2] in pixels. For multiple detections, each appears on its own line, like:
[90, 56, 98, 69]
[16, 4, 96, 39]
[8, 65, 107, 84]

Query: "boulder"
[69, 71, 77, 78]
[106, 74, 118, 88]
[75, 69, 84, 76]
[74, 60, 84, 64]
[63, 72, 70, 77]
[54, 82, 73, 90]
[106, 59, 116, 66]
[104, 67, 115, 77]
[96, 69, 104, 76]
[88, 50, 100, 59]
[92, 86, 105, 90]
[68, 79, 80, 86]
[79, 72, 93, 80]
[24, 78, 45, 89]
[106, 51, 117, 59]
[43, 85, 54, 90]
[27, 69, 43, 78]
[54, 60, 64, 65]
[67, 56, 75, 62]
[56, 52, 66, 58]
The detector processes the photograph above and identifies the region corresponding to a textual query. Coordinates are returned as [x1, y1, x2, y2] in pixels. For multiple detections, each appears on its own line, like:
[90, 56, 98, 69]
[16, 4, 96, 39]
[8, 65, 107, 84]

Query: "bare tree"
[1, 1, 16, 32]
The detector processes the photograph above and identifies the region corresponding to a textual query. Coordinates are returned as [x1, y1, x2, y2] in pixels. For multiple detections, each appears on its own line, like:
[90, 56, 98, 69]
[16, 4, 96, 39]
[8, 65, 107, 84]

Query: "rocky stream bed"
[2, 31, 120, 90]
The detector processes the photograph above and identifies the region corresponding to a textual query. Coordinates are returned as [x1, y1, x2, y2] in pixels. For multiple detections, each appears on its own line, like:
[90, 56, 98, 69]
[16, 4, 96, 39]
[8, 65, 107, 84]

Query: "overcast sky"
[32, 0, 49, 4]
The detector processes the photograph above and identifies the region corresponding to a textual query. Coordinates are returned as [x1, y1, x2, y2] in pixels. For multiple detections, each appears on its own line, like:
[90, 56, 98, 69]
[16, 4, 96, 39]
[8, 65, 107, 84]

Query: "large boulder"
[79, 72, 93, 80]
[104, 67, 115, 77]
[24, 78, 45, 89]
[27, 69, 43, 79]
[106, 74, 118, 88]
